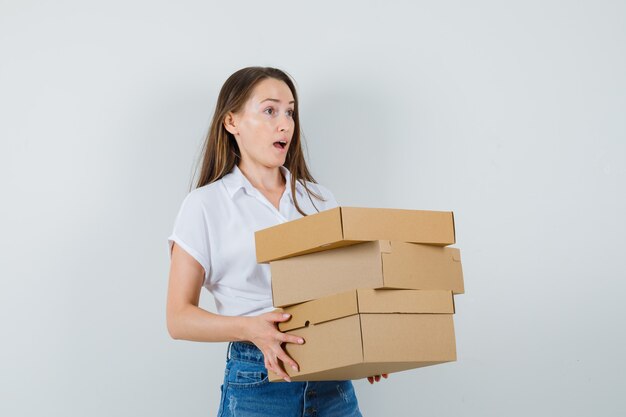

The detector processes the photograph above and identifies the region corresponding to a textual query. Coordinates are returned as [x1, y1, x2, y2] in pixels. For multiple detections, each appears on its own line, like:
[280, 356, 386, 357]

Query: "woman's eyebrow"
[260, 98, 295, 104]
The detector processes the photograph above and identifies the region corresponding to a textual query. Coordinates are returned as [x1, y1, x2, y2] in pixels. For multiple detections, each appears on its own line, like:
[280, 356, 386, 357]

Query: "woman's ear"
[223, 111, 239, 136]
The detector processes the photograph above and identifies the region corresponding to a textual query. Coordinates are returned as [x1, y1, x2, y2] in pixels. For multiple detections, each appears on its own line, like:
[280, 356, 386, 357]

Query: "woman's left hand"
[367, 374, 389, 384]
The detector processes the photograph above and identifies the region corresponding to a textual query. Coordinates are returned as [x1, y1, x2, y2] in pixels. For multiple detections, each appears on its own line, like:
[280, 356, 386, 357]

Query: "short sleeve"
[167, 192, 211, 282]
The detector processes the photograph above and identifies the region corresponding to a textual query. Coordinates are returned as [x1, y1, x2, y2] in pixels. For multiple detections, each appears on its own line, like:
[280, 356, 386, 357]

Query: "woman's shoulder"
[176, 180, 227, 213]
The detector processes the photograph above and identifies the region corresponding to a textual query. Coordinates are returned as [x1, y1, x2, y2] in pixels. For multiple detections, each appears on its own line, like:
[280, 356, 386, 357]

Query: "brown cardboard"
[255, 207, 456, 263]
[270, 240, 464, 307]
[269, 289, 456, 382]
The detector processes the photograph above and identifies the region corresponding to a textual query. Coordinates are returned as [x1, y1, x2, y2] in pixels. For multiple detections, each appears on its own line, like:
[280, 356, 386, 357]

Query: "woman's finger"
[275, 347, 299, 372]
[275, 330, 304, 345]
[266, 312, 291, 324]
[267, 354, 291, 382]
[367, 374, 389, 384]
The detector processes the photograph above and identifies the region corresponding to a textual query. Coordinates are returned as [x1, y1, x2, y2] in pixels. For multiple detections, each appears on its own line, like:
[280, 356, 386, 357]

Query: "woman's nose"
[278, 116, 291, 132]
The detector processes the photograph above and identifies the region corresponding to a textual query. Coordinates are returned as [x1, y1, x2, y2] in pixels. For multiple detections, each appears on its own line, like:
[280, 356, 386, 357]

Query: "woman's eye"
[264, 107, 294, 117]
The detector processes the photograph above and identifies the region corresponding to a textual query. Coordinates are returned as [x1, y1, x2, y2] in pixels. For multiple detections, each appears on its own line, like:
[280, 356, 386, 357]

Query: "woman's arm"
[166, 242, 303, 382]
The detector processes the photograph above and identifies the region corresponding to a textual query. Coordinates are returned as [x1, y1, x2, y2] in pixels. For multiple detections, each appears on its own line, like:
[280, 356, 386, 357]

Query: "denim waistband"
[227, 341, 264, 363]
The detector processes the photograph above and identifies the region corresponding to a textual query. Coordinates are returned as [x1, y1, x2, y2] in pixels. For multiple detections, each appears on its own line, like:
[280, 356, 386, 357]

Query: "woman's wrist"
[233, 315, 252, 342]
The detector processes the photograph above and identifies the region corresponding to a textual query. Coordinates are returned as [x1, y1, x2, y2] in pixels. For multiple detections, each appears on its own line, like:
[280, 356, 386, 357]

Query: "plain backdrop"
[1, 1, 625, 416]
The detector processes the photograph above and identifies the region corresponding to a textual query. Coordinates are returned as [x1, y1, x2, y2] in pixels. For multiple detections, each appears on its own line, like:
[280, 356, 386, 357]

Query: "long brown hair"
[191, 66, 324, 216]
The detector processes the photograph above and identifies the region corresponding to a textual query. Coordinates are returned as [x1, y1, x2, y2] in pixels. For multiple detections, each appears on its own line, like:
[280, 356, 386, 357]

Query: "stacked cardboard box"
[254, 207, 464, 382]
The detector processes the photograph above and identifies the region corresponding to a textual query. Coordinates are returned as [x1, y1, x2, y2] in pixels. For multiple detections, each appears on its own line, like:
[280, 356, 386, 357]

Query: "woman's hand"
[367, 374, 389, 384]
[244, 311, 304, 382]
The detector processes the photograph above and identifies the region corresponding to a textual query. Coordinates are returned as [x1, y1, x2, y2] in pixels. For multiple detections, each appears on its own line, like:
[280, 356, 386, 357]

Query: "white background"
[1, 1, 625, 416]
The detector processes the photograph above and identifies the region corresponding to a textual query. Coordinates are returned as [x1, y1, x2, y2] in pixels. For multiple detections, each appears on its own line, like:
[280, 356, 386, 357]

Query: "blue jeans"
[217, 342, 363, 417]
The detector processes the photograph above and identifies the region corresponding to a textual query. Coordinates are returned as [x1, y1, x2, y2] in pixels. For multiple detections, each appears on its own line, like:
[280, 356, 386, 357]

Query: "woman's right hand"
[244, 311, 304, 382]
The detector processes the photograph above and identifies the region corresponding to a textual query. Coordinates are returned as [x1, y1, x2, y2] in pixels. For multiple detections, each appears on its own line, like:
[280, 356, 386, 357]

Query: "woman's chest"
[206, 195, 304, 277]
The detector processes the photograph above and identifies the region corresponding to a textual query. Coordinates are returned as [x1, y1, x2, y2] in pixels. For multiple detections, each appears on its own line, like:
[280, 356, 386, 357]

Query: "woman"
[166, 66, 385, 417]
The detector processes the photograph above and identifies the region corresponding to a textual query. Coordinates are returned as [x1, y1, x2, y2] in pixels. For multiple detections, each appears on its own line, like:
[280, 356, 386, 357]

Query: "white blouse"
[167, 164, 339, 317]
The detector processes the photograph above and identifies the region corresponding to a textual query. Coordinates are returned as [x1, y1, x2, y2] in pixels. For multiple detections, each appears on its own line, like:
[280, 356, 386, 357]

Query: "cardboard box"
[270, 240, 464, 307]
[268, 289, 456, 382]
[255, 207, 455, 263]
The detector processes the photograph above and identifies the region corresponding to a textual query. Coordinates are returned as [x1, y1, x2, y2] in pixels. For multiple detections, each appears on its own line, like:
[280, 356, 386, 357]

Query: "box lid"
[381, 242, 465, 294]
[270, 240, 388, 308]
[278, 289, 454, 332]
[255, 206, 456, 263]
[278, 291, 359, 332]
[357, 289, 455, 314]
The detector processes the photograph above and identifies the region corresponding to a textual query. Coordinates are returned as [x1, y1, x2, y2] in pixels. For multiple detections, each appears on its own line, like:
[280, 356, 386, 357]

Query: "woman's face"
[225, 77, 296, 170]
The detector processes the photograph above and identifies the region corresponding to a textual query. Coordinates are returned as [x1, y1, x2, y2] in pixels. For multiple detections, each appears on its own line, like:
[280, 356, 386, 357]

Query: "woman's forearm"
[167, 304, 249, 342]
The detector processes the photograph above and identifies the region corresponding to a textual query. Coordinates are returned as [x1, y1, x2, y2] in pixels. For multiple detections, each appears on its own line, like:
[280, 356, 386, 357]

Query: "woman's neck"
[237, 161, 285, 193]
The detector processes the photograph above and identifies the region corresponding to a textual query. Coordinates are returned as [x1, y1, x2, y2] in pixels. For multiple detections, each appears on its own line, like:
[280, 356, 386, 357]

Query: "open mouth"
[273, 140, 288, 150]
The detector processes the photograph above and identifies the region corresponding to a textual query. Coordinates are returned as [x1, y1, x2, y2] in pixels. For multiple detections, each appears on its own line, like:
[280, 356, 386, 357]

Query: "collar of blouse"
[221, 164, 306, 199]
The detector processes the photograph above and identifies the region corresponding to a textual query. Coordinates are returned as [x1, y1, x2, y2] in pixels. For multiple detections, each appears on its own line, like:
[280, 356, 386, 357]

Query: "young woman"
[166, 66, 385, 417]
